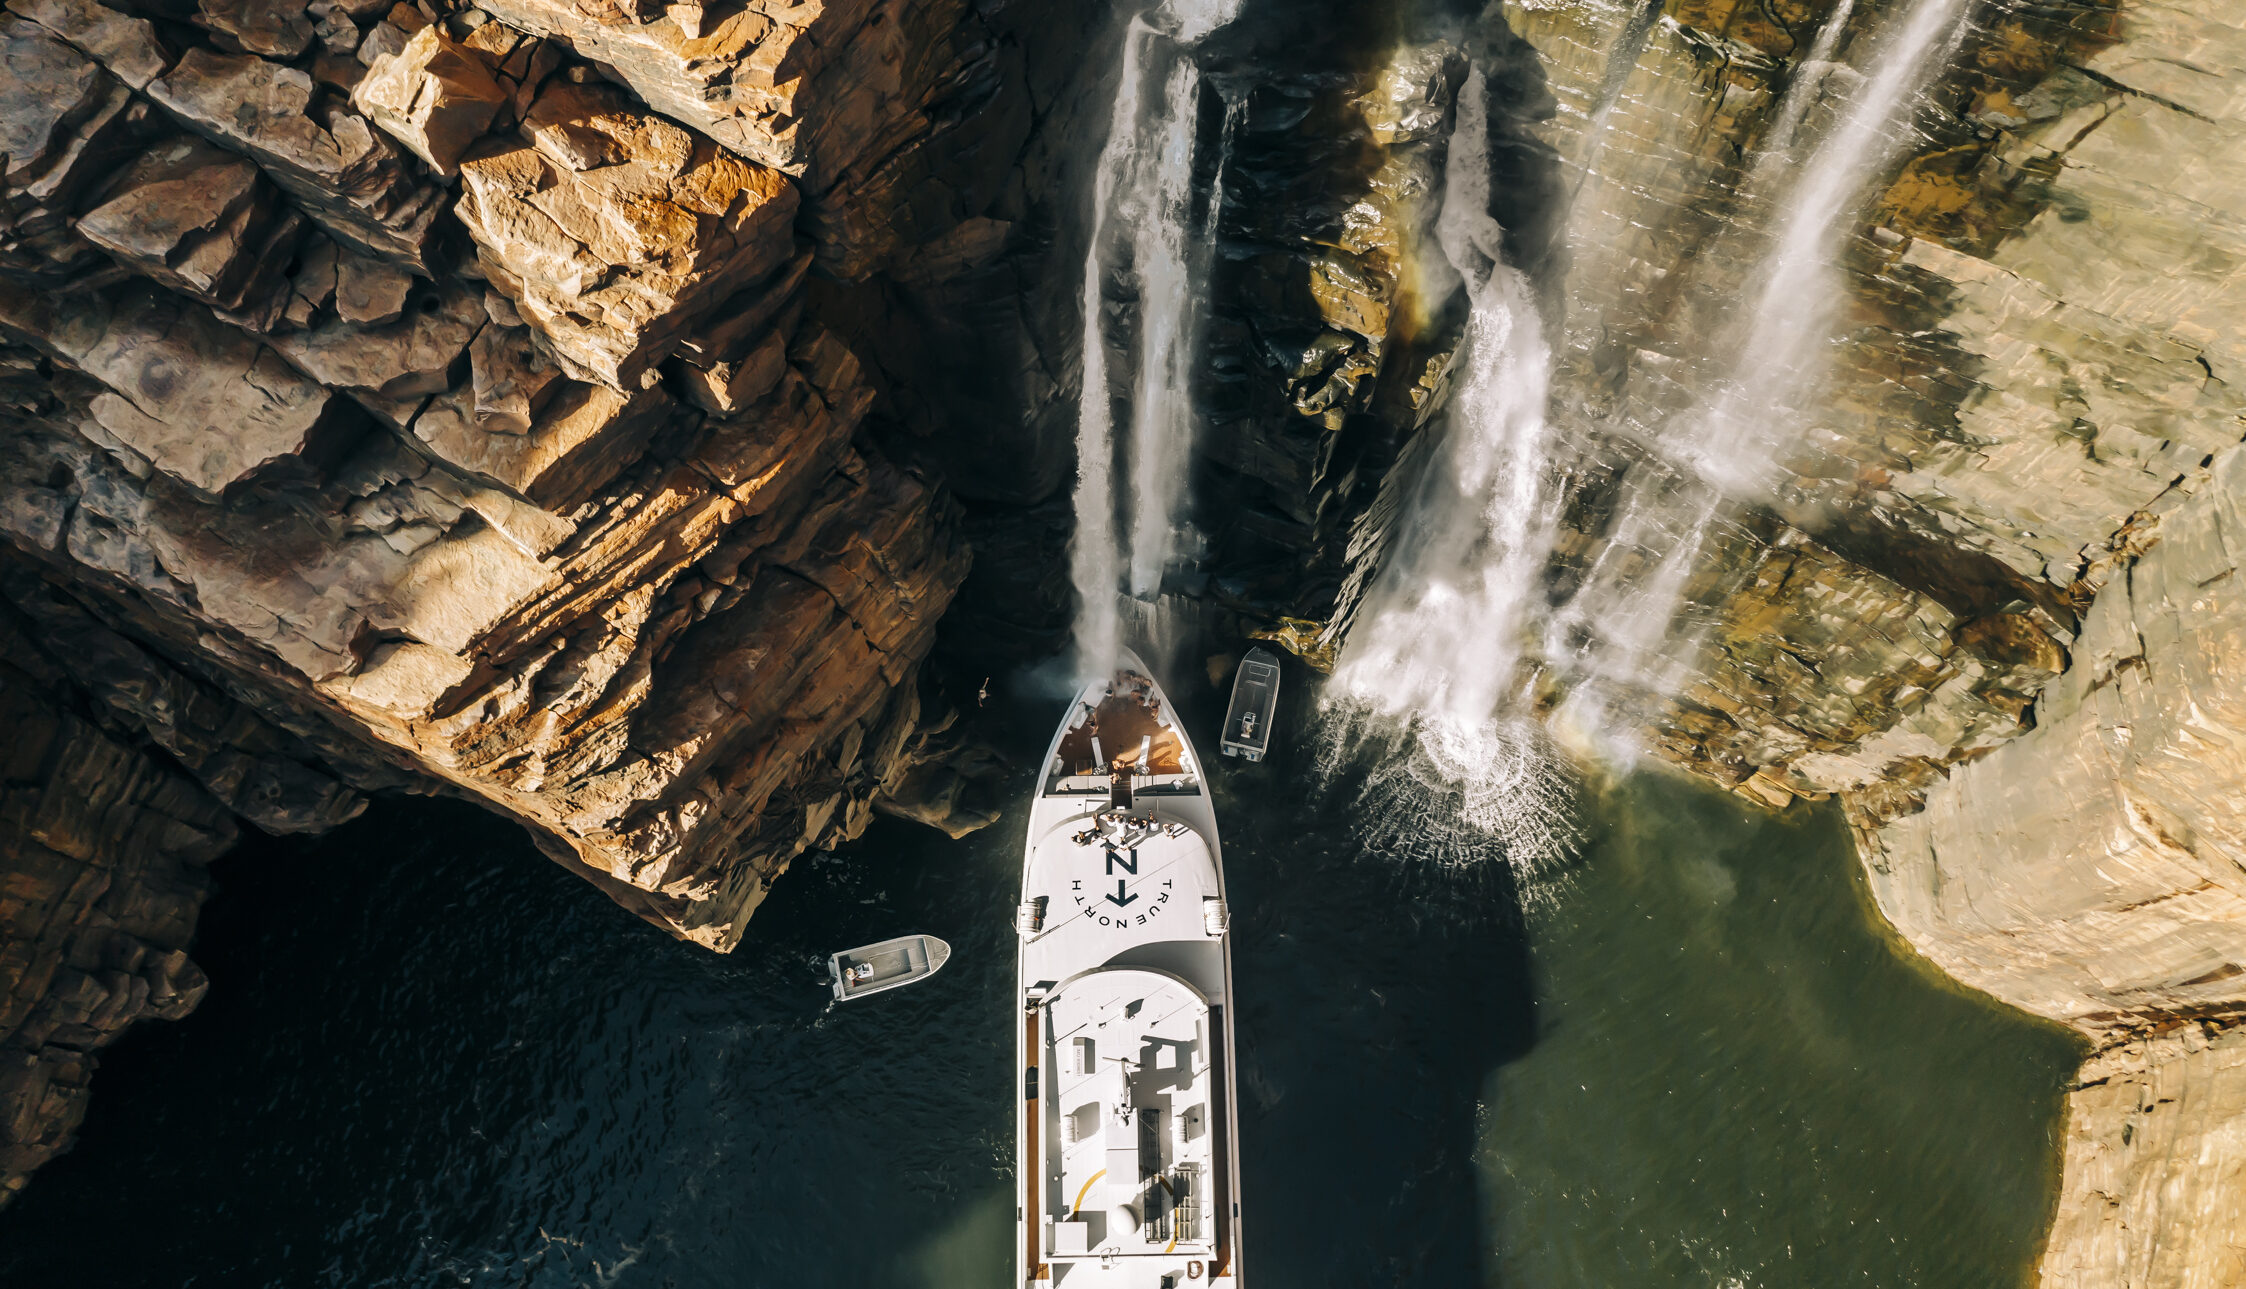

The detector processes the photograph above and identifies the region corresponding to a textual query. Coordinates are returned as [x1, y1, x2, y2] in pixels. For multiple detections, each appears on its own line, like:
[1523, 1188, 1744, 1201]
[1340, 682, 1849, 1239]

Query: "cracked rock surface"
[0, 0, 1047, 1204]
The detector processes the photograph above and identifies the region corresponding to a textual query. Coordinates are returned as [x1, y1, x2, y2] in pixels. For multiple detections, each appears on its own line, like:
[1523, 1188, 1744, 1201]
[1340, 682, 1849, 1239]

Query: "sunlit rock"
[75, 136, 306, 325]
[352, 24, 509, 177]
[0, 282, 337, 497]
[454, 79, 799, 391]
[265, 276, 485, 427]
[148, 47, 446, 271]
[470, 0, 898, 183]
[413, 364, 671, 508]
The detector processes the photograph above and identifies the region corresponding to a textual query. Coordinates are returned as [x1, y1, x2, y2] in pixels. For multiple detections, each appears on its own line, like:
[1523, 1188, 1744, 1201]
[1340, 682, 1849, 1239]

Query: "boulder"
[466, 320, 561, 433]
[279, 233, 338, 329]
[0, 15, 146, 283]
[332, 248, 410, 325]
[75, 135, 305, 324]
[147, 48, 445, 272]
[412, 373, 671, 508]
[192, 0, 311, 59]
[452, 79, 798, 391]
[3, 0, 171, 89]
[266, 276, 484, 426]
[351, 25, 508, 178]
[676, 328, 786, 415]
[0, 282, 337, 496]
[472, 0, 900, 186]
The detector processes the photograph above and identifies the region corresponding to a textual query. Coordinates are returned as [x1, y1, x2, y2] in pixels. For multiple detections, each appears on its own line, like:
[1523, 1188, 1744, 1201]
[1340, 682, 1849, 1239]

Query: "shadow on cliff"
[0, 791, 1035, 1287]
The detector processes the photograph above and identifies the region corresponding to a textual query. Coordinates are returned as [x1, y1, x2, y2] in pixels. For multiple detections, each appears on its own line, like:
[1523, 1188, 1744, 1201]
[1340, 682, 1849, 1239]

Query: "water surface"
[0, 676, 2077, 1287]
[1480, 771, 2081, 1287]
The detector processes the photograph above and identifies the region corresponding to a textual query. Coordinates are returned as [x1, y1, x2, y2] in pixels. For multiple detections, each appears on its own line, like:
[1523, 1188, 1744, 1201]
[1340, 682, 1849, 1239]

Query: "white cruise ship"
[1015, 652, 1243, 1287]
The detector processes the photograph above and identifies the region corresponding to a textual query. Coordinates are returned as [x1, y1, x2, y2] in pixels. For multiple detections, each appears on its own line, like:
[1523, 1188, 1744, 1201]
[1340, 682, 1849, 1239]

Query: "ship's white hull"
[1016, 654, 1243, 1287]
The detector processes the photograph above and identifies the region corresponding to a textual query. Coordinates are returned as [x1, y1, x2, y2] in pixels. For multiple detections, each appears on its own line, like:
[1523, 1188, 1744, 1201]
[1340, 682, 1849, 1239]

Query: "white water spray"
[1321, 0, 1977, 849]
[1333, 70, 1560, 728]
[1324, 69, 1576, 874]
[1544, 0, 1976, 729]
[1067, 0, 1241, 672]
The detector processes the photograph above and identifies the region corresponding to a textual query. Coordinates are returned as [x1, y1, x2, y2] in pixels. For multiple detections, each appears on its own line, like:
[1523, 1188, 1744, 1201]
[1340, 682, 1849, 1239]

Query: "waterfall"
[1757, 0, 1859, 162]
[1544, 0, 1975, 730]
[1332, 69, 1559, 730]
[1682, 0, 1972, 496]
[1320, 0, 1975, 847]
[1323, 69, 1576, 872]
[1067, 0, 1240, 672]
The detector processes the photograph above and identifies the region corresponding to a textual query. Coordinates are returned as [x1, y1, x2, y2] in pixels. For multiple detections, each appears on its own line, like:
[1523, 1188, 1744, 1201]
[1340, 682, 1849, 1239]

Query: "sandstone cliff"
[1470, 0, 2246, 1281]
[0, 0, 1052, 1198]
[3, 0, 2241, 1274]
[1191, 0, 2244, 1279]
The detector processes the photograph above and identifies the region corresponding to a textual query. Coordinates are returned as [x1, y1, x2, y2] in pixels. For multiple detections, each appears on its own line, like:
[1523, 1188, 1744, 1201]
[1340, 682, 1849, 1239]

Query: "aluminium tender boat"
[1016, 652, 1244, 1286]
[828, 934, 951, 1001]
[1218, 648, 1280, 763]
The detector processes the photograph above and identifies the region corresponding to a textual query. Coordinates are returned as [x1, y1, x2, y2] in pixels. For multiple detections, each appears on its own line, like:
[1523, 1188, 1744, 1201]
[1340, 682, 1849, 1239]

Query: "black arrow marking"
[1104, 880, 1138, 908]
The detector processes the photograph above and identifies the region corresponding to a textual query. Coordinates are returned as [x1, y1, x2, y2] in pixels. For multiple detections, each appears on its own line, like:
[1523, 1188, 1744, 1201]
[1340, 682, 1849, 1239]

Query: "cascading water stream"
[1322, 68, 1575, 874]
[1331, 69, 1558, 731]
[1067, 0, 1240, 672]
[1320, 0, 1976, 852]
[1683, 0, 1973, 495]
[1758, 0, 1860, 162]
[1543, 0, 1977, 732]
[1122, 54, 1211, 599]
[1067, 28, 1142, 677]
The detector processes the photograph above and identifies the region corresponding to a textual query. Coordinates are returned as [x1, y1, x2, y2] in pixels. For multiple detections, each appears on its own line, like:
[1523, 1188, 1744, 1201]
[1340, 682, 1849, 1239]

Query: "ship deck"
[1036, 970, 1220, 1280]
[1043, 671, 1199, 796]
[1020, 813, 1224, 992]
[1020, 657, 1238, 1286]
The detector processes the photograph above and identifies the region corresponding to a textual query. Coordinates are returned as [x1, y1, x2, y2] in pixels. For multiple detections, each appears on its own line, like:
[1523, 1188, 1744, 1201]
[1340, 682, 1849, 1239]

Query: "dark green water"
[1479, 772, 2083, 1288]
[0, 676, 2078, 1287]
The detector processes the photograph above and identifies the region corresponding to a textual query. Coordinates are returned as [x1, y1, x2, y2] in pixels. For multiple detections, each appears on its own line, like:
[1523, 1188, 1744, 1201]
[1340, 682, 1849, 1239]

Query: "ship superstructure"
[1016, 654, 1242, 1287]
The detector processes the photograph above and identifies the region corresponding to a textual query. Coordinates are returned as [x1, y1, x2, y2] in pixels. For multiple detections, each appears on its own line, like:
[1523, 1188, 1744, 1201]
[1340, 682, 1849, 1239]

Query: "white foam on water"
[1323, 68, 1578, 875]
[1312, 701, 1579, 888]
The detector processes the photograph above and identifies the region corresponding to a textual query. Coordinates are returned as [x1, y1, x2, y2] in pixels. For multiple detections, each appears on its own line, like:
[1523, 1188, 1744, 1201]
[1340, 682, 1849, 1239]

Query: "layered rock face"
[1189, 29, 1469, 636]
[0, 0, 999, 952]
[0, 568, 372, 1204]
[1862, 445, 2246, 1036]
[1860, 438, 2246, 1287]
[0, 632, 231, 1208]
[1460, 0, 2246, 1281]
[0, 0, 1050, 1203]
[936, 8, 1554, 659]
[2040, 1026, 2246, 1289]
